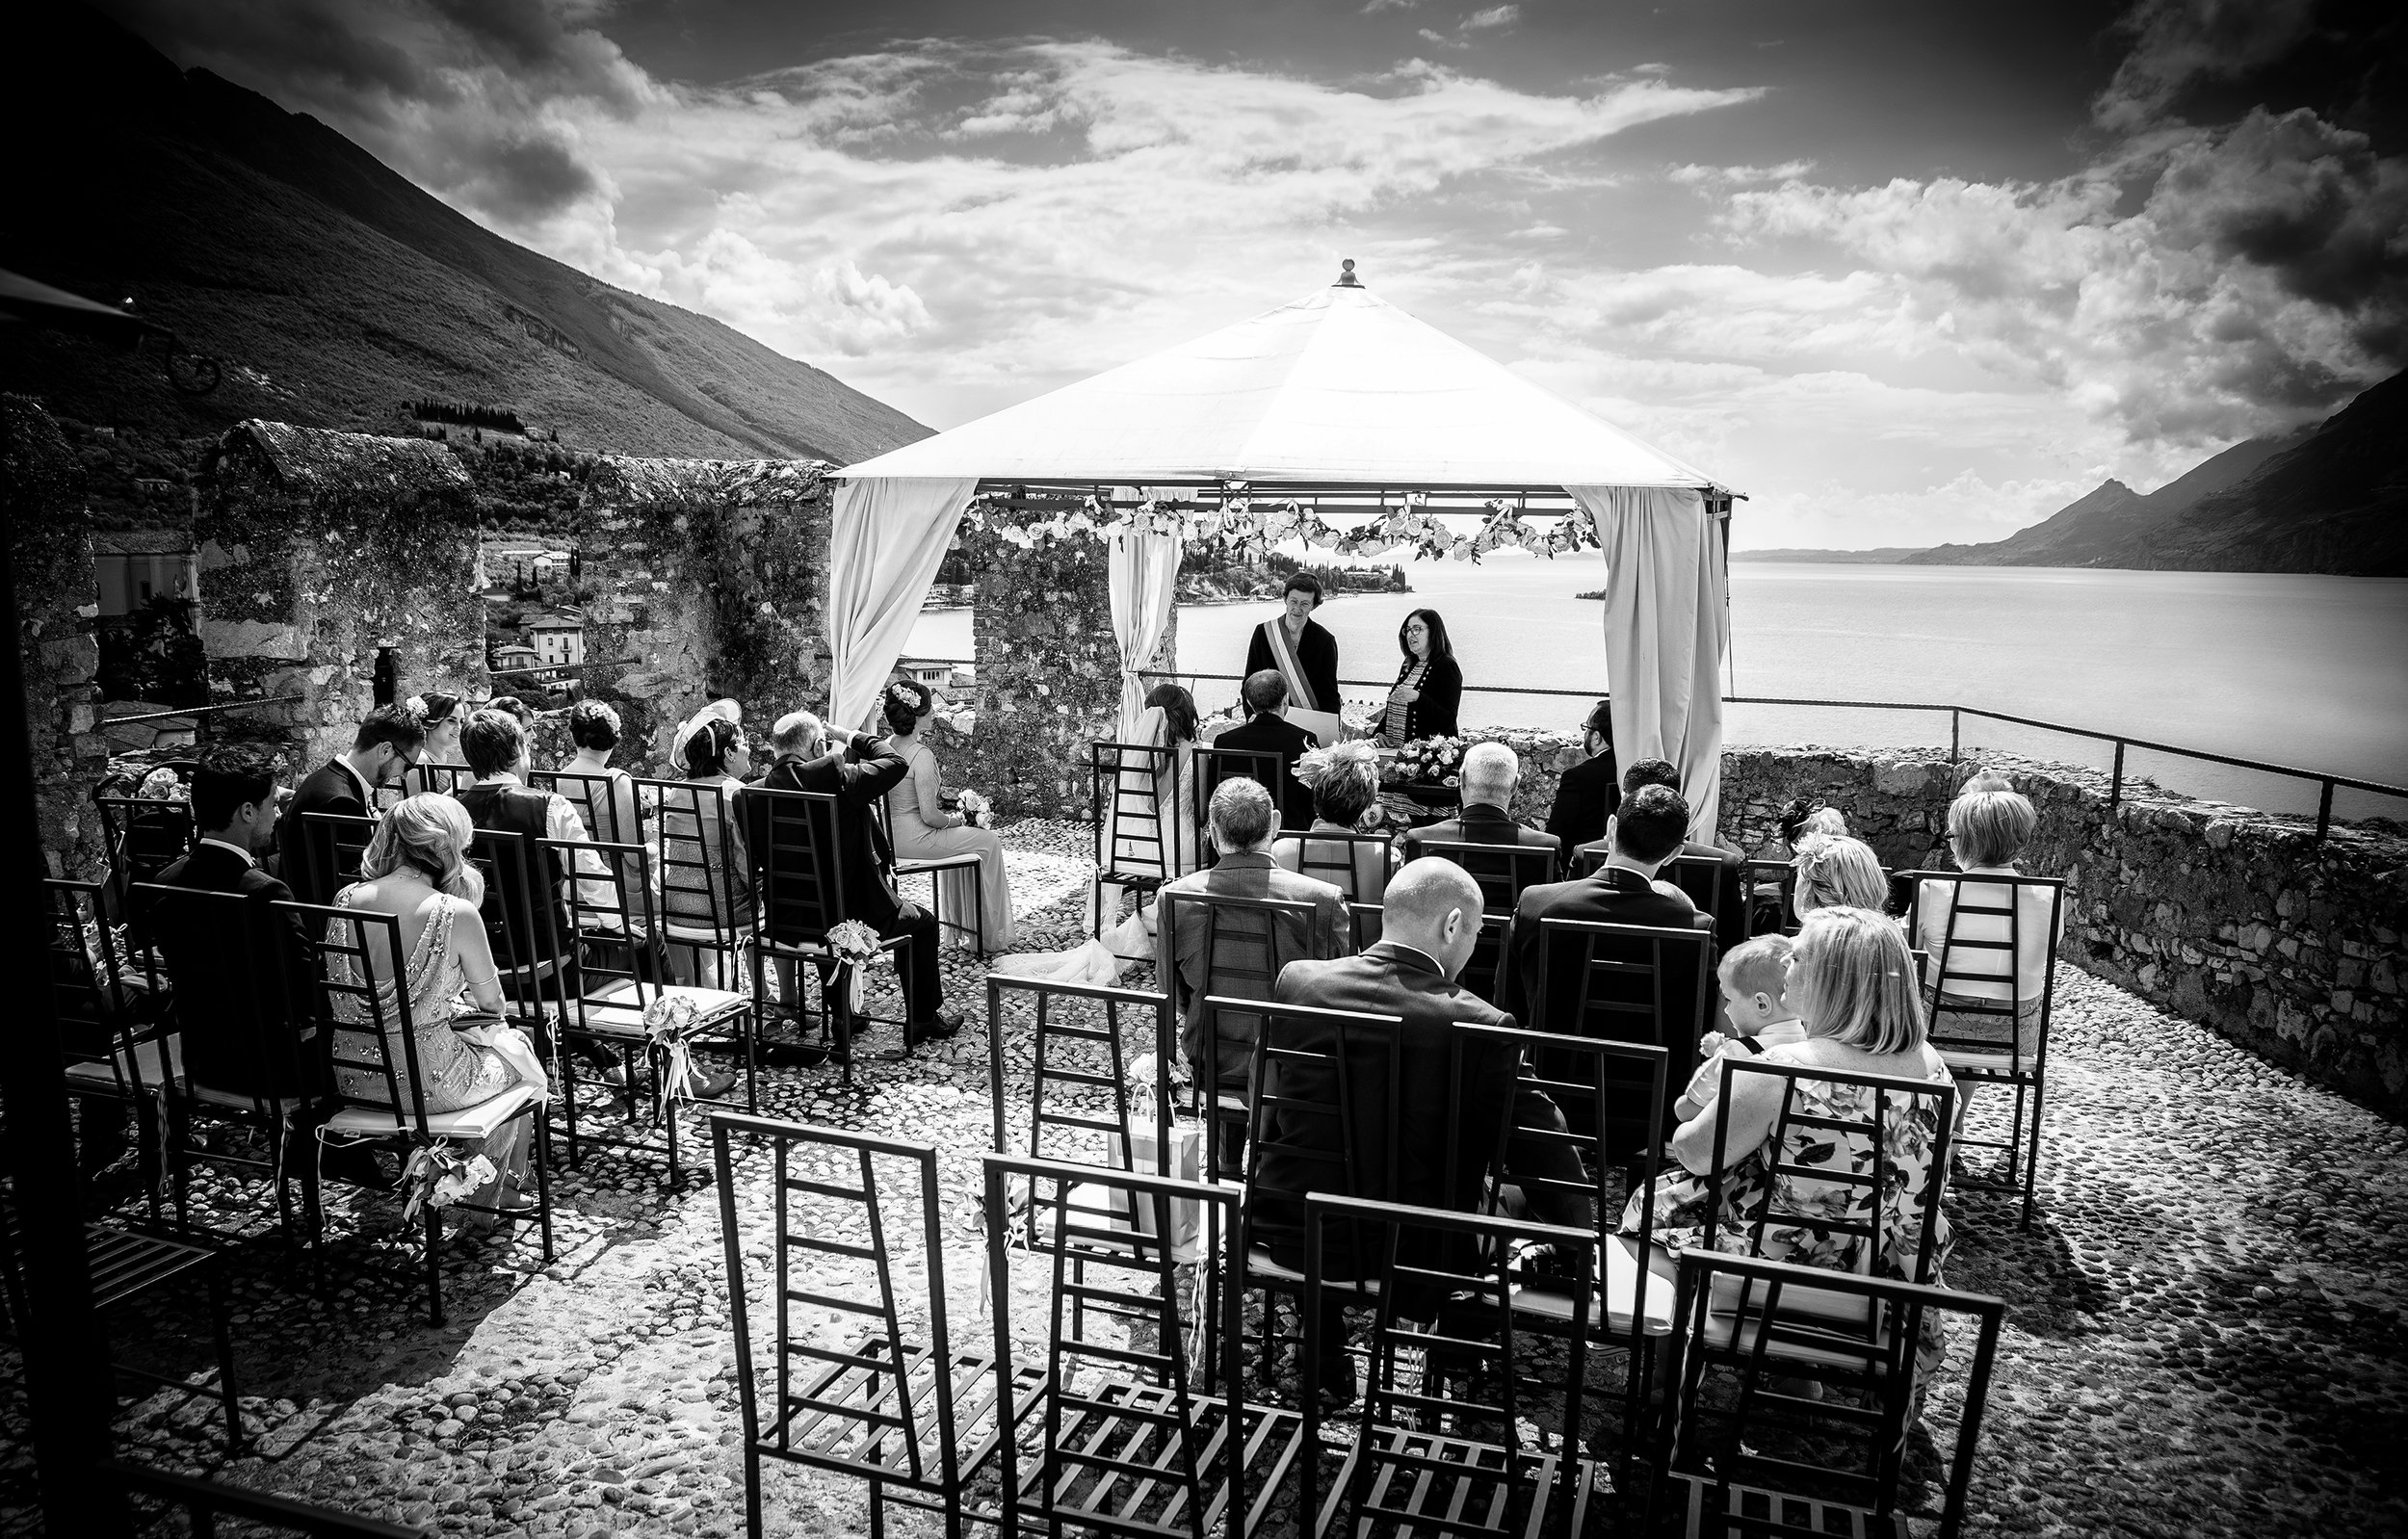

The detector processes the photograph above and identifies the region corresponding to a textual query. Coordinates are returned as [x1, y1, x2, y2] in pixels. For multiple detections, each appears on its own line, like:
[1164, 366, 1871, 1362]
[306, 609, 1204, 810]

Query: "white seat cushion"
[325, 1082, 541, 1140]
[65, 1033, 183, 1092]
[1938, 1046, 2025, 1074]
[1698, 1305, 1893, 1372]
[663, 921, 747, 946]
[186, 1083, 306, 1113]
[1514, 1235, 1678, 1336]
[581, 984, 750, 1038]
[1706, 1266, 1879, 1330]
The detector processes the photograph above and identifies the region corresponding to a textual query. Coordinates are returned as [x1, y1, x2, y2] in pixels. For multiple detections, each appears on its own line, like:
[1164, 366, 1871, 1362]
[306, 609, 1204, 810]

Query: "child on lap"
[1676, 935, 1803, 1120]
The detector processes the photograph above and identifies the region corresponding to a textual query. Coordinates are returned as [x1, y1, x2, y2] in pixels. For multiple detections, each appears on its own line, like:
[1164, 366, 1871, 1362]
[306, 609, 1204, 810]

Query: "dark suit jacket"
[1405, 802, 1561, 872]
[1244, 616, 1341, 716]
[1250, 945, 1520, 1273]
[276, 759, 369, 908]
[752, 740, 909, 930]
[1543, 750, 1620, 848]
[1212, 713, 1320, 830]
[153, 842, 313, 1100]
[1498, 865, 1705, 1034]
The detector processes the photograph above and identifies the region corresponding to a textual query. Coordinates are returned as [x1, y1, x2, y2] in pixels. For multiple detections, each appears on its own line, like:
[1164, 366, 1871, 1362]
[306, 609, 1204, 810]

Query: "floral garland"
[401, 1139, 496, 1225]
[1383, 735, 1468, 788]
[959, 485, 1600, 564]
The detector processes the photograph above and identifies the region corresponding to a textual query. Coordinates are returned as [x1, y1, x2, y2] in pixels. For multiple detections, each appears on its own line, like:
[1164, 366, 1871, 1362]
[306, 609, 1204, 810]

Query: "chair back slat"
[545, 835, 663, 1030]
[1090, 740, 1189, 882]
[1663, 853, 1747, 952]
[1237, 1002, 1404, 1282]
[1534, 918, 1712, 1149]
[130, 882, 310, 1112]
[1902, 870, 2067, 1075]
[1416, 839, 1557, 914]
[1193, 746, 1280, 861]
[46, 878, 145, 1095]
[742, 788, 847, 946]
[277, 900, 430, 1137]
[1165, 889, 1320, 1108]
[984, 978, 1177, 1238]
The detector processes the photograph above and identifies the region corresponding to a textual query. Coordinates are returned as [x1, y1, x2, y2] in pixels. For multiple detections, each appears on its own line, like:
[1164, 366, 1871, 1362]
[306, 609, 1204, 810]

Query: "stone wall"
[571, 457, 833, 772]
[962, 527, 1177, 817]
[196, 421, 487, 770]
[6, 397, 110, 874]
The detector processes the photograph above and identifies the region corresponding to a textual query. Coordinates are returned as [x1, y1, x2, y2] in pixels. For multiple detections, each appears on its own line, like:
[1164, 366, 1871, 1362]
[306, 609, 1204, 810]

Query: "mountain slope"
[0, 5, 929, 463]
[1912, 479, 2154, 567]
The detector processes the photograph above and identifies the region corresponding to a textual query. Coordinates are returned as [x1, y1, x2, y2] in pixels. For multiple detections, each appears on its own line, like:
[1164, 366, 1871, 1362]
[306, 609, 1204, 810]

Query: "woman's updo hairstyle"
[567, 699, 621, 751]
[1790, 906, 1925, 1056]
[1145, 683, 1199, 744]
[360, 793, 484, 903]
[1294, 740, 1383, 831]
[1793, 833, 1889, 913]
[883, 679, 934, 737]
[682, 717, 744, 777]
[408, 691, 462, 726]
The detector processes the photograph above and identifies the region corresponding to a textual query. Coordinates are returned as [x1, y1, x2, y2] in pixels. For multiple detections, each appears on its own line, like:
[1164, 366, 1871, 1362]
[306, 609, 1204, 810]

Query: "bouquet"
[641, 993, 702, 1109]
[399, 1139, 496, 1225]
[954, 787, 992, 829]
[136, 767, 190, 802]
[1383, 735, 1466, 789]
[826, 919, 887, 1013]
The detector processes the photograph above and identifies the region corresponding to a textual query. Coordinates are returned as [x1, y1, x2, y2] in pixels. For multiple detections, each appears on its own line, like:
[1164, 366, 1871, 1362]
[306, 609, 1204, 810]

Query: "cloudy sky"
[106, 0, 2405, 548]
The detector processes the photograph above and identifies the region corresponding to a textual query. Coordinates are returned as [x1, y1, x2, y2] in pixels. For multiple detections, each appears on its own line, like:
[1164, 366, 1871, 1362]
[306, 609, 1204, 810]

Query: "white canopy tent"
[831, 267, 1738, 832]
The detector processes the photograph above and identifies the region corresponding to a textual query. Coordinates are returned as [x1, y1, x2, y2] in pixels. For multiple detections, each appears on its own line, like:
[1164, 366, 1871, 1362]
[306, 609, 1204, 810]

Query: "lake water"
[909, 558, 2408, 822]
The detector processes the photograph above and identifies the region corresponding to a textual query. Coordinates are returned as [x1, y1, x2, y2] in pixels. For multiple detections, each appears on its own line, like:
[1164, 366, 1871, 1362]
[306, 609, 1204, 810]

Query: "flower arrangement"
[1384, 736, 1466, 789]
[824, 920, 887, 1014]
[641, 993, 702, 1109]
[400, 1139, 496, 1225]
[136, 767, 189, 802]
[954, 787, 992, 829]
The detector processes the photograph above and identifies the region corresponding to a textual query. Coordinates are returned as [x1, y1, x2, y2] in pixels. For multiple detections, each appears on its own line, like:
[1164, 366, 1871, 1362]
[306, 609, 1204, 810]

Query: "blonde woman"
[326, 795, 542, 1224]
[1627, 906, 1955, 1290]
[1792, 833, 1891, 922]
[1917, 788, 2064, 1115]
[1274, 739, 1396, 939]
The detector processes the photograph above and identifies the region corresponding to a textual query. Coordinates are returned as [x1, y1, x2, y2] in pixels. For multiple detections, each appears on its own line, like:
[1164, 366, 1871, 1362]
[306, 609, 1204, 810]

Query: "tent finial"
[1334, 259, 1361, 288]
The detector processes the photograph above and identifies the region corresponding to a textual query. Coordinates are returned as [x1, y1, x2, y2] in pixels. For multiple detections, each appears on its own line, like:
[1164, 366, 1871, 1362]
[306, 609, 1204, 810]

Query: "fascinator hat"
[670, 698, 743, 770]
[1292, 738, 1378, 792]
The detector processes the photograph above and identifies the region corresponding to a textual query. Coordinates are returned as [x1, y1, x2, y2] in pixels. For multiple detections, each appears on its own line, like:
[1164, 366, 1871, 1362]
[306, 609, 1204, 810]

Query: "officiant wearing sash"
[1244, 572, 1345, 744]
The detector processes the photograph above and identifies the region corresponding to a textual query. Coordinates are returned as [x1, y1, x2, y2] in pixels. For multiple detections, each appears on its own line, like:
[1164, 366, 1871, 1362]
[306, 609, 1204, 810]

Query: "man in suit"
[750, 711, 961, 1056]
[1251, 859, 1587, 1398]
[1573, 758, 1746, 950]
[1211, 670, 1320, 830]
[151, 746, 314, 1104]
[1159, 777, 1348, 1095]
[1501, 783, 1709, 1034]
[274, 703, 427, 907]
[1405, 742, 1562, 868]
[1542, 699, 1618, 848]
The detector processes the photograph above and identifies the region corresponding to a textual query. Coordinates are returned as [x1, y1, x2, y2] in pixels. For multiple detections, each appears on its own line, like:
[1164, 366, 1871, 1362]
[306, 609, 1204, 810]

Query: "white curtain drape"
[1108, 523, 1182, 741]
[827, 476, 979, 731]
[1568, 484, 1729, 838]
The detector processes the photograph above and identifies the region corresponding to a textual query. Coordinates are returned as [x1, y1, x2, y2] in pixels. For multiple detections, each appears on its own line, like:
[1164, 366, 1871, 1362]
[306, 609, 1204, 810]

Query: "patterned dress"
[327, 890, 522, 1114]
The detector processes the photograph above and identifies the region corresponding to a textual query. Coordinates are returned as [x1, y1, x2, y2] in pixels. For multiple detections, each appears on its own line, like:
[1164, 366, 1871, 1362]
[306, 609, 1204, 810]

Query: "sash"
[1258, 619, 1321, 713]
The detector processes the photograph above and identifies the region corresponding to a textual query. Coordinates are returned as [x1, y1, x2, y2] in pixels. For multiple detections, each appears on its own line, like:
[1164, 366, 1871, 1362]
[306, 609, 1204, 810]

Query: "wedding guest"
[1628, 906, 1955, 1375]
[557, 700, 648, 911]
[1499, 784, 1705, 1034]
[325, 795, 541, 1225]
[155, 746, 312, 1104]
[1917, 787, 2063, 1117]
[749, 713, 961, 1056]
[276, 704, 427, 907]
[1275, 740, 1398, 935]
[1793, 833, 1891, 921]
[1214, 670, 1319, 830]
[1676, 935, 1804, 1121]
[1579, 757, 1745, 947]
[1543, 699, 1618, 848]
[1099, 684, 1204, 926]
[401, 691, 465, 796]
[659, 717, 757, 971]
[881, 679, 1017, 952]
[1405, 743, 1560, 867]
[1244, 571, 1341, 717]
[1160, 778, 1348, 1095]
[1374, 608, 1462, 746]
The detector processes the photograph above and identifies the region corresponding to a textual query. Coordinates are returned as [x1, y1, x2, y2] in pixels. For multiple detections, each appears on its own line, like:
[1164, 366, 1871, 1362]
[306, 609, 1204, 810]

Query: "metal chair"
[1228, 999, 1403, 1396]
[0, 1195, 244, 1455]
[1298, 1192, 1597, 1539]
[1532, 918, 1714, 1150]
[1453, 1022, 1674, 1476]
[1742, 858, 1798, 938]
[644, 776, 756, 991]
[1089, 740, 1190, 937]
[984, 977, 1177, 1177]
[130, 883, 323, 1254]
[1903, 870, 2066, 1226]
[548, 835, 748, 1184]
[291, 899, 555, 1326]
[878, 794, 988, 957]
[744, 786, 917, 1084]
[1271, 828, 1396, 947]
[980, 1152, 1307, 1539]
[1650, 1252, 2006, 1539]
[111, 1460, 427, 1536]
[299, 810, 380, 913]
[1417, 839, 1557, 1001]
[1663, 852, 1748, 952]
[48, 876, 173, 1219]
[713, 1114, 1035, 1539]
[1160, 888, 1323, 1174]
[406, 761, 478, 796]
[94, 783, 195, 916]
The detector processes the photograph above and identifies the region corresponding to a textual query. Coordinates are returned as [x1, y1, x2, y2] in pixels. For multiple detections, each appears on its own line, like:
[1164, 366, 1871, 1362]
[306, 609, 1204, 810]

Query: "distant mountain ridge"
[0, 5, 929, 464]
[1905, 374, 2404, 576]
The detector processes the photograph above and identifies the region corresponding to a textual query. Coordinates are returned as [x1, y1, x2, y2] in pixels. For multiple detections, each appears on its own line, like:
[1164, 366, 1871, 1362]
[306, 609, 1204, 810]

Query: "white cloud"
[1462, 6, 1523, 31]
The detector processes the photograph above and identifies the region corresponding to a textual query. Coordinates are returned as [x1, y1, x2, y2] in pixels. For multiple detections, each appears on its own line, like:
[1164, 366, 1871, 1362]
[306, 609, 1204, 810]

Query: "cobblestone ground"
[4, 819, 2402, 1537]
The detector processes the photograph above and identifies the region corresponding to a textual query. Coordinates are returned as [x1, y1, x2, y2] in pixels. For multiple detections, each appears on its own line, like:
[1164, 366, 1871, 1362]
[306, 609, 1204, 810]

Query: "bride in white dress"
[998, 686, 1201, 988]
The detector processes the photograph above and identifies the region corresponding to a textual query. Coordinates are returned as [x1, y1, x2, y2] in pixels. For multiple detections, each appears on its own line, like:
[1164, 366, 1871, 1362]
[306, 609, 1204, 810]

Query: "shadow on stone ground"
[1, 820, 2401, 1537]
